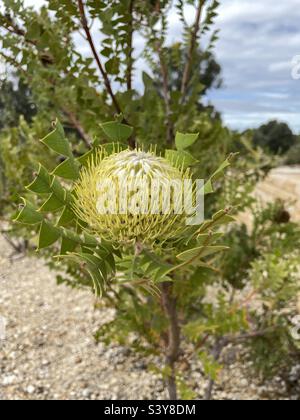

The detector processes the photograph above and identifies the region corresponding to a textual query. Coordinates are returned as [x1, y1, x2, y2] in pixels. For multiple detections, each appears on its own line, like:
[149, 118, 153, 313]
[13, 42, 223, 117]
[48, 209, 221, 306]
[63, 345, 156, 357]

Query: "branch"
[203, 328, 275, 400]
[161, 282, 181, 400]
[158, 49, 174, 145]
[77, 0, 136, 148]
[0, 15, 36, 47]
[77, 2, 121, 115]
[62, 108, 92, 147]
[204, 337, 227, 400]
[126, 0, 135, 91]
[180, 0, 205, 99]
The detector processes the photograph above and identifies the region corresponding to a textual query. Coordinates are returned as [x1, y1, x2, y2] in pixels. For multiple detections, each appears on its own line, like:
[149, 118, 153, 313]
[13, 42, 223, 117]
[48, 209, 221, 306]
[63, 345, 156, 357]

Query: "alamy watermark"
[96, 177, 205, 226]
[291, 55, 300, 80]
[290, 315, 300, 340]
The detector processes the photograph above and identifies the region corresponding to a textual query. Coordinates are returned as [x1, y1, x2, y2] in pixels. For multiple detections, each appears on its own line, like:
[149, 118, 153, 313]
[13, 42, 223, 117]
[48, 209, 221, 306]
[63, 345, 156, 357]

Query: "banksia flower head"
[74, 148, 194, 245]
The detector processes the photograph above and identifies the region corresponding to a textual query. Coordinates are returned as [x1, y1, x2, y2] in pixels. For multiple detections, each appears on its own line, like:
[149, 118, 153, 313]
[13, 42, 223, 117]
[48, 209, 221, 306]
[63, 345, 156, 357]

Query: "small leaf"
[57, 206, 76, 227]
[14, 199, 43, 225]
[196, 232, 223, 245]
[105, 57, 120, 75]
[175, 132, 199, 151]
[38, 221, 61, 249]
[50, 178, 66, 203]
[165, 150, 198, 169]
[39, 193, 65, 213]
[177, 245, 229, 261]
[52, 158, 80, 180]
[204, 154, 236, 194]
[41, 119, 72, 157]
[100, 122, 133, 143]
[60, 237, 77, 254]
[26, 165, 52, 195]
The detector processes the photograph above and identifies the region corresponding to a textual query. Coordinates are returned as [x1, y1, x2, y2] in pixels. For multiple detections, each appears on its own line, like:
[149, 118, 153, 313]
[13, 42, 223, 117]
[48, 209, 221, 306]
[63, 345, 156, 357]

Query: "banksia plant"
[15, 119, 236, 400]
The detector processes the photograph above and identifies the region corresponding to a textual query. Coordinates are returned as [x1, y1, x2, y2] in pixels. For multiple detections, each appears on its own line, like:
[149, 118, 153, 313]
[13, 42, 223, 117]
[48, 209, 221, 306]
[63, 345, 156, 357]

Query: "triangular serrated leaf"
[165, 149, 198, 169]
[175, 132, 199, 151]
[57, 206, 76, 227]
[39, 192, 65, 213]
[38, 220, 61, 249]
[14, 199, 44, 225]
[60, 236, 78, 254]
[204, 154, 236, 194]
[52, 158, 80, 180]
[41, 119, 72, 157]
[26, 165, 52, 195]
[100, 121, 133, 142]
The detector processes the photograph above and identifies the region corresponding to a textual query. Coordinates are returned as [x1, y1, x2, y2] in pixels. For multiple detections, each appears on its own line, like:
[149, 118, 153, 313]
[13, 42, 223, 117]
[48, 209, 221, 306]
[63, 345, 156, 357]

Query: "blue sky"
[24, 0, 300, 133]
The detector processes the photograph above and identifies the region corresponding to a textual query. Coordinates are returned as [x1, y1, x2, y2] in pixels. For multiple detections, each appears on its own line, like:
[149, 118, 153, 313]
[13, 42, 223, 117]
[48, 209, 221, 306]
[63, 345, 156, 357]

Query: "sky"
[23, 0, 300, 133]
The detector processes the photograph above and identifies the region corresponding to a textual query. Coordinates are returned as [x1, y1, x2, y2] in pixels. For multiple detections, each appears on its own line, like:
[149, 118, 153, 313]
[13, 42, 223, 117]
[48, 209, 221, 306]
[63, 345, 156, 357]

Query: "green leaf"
[165, 150, 198, 169]
[39, 193, 65, 213]
[212, 210, 236, 226]
[177, 246, 229, 261]
[26, 165, 52, 195]
[52, 158, 80, 180]
[60, 236, 78, 254]
[57, 206, 76, 227]
[77, 149, 95, 167]
[14, 199, 43, 225]
[50, 178, 66, 203]
[41, 119, 72, 157]
[175, 132, 199, 151]
[204, 154, 236, 194]
[101, 142, 128, 155]
[38, 221, 61, 249]
[100, 122, 133, 143]
[142, 72, 156, 91]
[196, 232, 223, 245]
[105, 57, 120, 75]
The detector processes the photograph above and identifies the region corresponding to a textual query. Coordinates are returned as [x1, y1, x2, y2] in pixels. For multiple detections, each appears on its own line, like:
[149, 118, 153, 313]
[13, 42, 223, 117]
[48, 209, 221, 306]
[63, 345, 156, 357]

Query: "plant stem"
[62, 108, 91, 147]
[158, 50, 174, 145]
[180, 0, 205, 101]
[161, 282, 180, 400]
[126, 0, 135, 91]
[204, 337, 227, 400]
[77, 0, 136, 149]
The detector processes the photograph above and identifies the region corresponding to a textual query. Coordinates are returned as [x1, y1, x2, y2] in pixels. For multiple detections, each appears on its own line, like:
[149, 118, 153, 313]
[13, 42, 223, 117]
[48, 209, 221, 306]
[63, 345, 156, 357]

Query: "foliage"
[253, 120, 296, 155]
[220, 200, 300, 378]
[0, 78, 36, 129]
[285, 141, 300, 165]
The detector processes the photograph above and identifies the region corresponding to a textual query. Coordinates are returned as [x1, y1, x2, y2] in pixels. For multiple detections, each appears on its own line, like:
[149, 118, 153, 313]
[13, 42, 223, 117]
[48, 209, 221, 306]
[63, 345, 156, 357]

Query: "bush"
[253, 120, 296, 155]
[285, 142, 300, 165]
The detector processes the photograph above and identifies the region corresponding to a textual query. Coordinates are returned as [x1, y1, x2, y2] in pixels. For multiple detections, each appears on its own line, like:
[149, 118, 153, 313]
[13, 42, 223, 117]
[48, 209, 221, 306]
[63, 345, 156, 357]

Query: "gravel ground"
[0, 234, 299, 400]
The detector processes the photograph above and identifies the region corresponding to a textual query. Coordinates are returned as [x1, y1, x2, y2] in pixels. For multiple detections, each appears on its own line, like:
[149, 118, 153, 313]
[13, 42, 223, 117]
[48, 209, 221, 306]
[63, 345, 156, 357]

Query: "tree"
[253, 120, 296, 155]
[0, 78, 36, 129]
[152, 43, 222, 98]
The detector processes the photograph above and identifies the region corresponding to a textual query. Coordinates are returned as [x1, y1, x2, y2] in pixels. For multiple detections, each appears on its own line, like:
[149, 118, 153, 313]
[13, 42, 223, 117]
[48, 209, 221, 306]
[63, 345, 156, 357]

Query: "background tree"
[0, 78, 36, 129]
[253, 120, 296, 155]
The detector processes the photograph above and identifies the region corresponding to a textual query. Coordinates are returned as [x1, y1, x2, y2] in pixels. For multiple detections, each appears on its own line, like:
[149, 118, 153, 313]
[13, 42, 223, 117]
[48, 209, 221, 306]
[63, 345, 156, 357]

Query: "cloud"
[22, 0, 300, 132]
[205, 0, 300, 132]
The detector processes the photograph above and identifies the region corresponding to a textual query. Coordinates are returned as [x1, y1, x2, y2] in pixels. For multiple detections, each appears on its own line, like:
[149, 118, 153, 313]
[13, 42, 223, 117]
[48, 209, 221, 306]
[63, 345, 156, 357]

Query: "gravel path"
[0, 235, 299, 400]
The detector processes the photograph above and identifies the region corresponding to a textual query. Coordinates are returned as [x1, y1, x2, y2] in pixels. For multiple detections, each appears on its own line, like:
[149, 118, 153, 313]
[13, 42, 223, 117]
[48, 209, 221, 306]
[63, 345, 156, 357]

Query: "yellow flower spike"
[73, 148, 193, 245]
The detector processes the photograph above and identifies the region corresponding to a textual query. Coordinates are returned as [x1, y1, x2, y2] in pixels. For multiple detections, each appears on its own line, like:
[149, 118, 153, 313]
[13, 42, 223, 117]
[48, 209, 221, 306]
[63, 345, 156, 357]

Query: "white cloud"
[20, 0, 300, 132]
